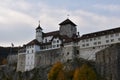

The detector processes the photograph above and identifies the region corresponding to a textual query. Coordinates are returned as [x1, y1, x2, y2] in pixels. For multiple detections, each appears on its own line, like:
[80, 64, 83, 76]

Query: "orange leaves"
[73, 64, 97, 80]
[48, 62, 97, 80]
[48, 62, 63, 80]
[56, 70, 66, 80]
[73, 68, 81, 80]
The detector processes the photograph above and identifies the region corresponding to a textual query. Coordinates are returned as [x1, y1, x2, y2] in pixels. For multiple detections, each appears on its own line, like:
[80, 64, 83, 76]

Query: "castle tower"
[59, 19, 77, 38]
[36, 22, 43, 42]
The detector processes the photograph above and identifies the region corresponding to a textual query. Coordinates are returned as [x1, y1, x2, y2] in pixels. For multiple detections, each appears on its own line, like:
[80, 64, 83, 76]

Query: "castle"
[17, 18, 120, 72]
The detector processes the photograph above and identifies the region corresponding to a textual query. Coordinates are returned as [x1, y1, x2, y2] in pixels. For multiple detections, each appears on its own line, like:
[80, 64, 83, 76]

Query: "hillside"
[0, 58, 102, 80]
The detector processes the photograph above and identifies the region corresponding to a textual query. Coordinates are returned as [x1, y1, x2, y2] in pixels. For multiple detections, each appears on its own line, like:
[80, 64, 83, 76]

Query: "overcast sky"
[0, 0, 120, 47]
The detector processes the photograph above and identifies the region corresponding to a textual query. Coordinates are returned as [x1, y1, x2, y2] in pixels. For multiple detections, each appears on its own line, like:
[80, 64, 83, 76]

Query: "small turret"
[36, 21, 43, 42]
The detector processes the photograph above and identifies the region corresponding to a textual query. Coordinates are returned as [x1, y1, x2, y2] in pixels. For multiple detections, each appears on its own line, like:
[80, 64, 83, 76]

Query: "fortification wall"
[96, 44, 120, 80]
[35, 48, 61, 67]
[17, 54, 26, 72]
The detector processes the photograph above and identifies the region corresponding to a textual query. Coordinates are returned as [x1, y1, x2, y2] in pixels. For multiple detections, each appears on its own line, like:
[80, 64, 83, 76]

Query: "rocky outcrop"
[0, 64, 51, 80]
[0, 57, 96, 80]
[96, 43, 120, 80]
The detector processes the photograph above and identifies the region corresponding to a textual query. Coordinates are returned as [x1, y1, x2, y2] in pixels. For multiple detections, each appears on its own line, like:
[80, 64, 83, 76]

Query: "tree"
[56, 70, 67, 80]
[2, 58, 7, 65]
[73, 63, 97, 80]
[48, 62, 63, 80]
[73, 68, 81, 80]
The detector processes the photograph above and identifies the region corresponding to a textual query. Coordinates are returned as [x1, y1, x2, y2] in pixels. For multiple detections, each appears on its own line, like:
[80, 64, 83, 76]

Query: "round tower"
[36, 22, 43, 42]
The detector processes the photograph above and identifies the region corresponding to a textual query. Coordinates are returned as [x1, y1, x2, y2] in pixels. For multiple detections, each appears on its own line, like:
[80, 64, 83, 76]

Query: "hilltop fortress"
[17, 18, 120, 72]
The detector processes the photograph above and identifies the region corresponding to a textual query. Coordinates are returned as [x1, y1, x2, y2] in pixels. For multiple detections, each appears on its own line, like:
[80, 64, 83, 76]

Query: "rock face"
[0, 58, 96, 80]
[96, 43, 120, 80]
[0, 64, 51, 80]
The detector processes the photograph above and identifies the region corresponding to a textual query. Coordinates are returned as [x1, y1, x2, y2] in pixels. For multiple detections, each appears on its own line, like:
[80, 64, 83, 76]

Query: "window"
[82, 44, 85, 47]
[105, 35, 109, 38]
[45, 39, 47, 42]
[90, 38, 92, 41]
[94, 42, 97, 45]
[111, 39, 114, 42]
[57, 44, 59, 47]
[76, 50, 79, 55]
[27, 51, 29, 53]
[106, 40, 109, 43]
[98, 42, 101, 44]
[116, 33, 119, 36]
[86, 44, 89, 46]
[82, 40, 85, 42]
[53, 40, 56, 43]
[57, 40, 59, 43]
[67, 52, 69, 55]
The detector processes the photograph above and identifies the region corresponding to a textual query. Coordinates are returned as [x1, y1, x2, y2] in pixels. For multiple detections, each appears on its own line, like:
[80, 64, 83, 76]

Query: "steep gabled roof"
[59, 19, 76, 26]
[36, 24, 42, 30]
[26, 39, 40, 46]
[81, 27, 120, 39]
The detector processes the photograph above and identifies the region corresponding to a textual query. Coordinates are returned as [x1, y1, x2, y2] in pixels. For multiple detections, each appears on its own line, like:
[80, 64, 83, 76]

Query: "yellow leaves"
[73, 64, 97, 80]
[73, 68, 81, 80]
[56, 70, 66, 80]
[48, 62, 63, 80]
[48, 62, 98, 80]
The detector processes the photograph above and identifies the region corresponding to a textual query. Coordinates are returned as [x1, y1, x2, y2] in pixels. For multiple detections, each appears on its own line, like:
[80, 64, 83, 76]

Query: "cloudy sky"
[0, 0, 120, 47]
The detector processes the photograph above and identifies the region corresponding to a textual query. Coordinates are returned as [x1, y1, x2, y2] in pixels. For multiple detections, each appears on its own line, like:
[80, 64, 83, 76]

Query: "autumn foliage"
[48, 62, 98, 80]
[73, 63, 97, 80]
[48, 62, 64, 80]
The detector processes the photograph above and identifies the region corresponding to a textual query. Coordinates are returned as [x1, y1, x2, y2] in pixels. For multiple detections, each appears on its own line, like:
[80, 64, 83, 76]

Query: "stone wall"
[35, 48, 61, 67]
[17, 54, 26, 72]
[61, 46, 80, 62]
[60, 24, 77, 38]
[96, 44, 120, 80]
[35, 45, 79, 67]
[7, 54, 18, 64]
